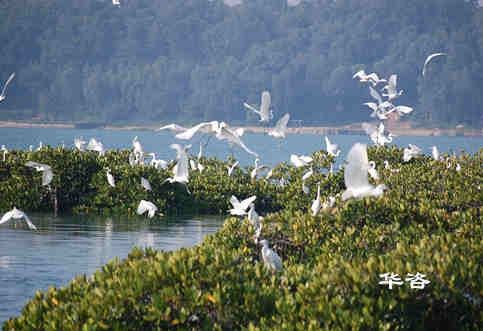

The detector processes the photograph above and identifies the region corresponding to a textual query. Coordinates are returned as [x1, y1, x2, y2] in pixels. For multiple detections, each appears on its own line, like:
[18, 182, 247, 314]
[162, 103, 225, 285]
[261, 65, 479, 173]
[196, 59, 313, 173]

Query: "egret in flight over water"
[229, 195, 256, 216]
[0, 207, 37, 230]
[268, 113, 290, 139]
[136, 200, 158, 219]
[422, 53, 447, 77]
[243, 91, 273, 122]
[25, 161, 53, 186]
[0, 72, 15, 103]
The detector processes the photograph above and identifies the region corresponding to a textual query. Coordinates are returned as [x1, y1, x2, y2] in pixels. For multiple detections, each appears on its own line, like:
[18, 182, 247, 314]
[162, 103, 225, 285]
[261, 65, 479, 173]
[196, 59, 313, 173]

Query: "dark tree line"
[0, 0, 482, 127]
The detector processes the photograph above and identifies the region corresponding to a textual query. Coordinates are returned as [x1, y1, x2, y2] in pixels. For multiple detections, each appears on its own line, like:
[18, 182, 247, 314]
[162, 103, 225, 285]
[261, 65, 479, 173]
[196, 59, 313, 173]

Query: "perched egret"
[290, 154, 313, 168]
[25, 161, 53, 186]
[165, 144, 191, 191]
[243, 91, 273, 122]
[136, 200, 158, 218]
[302, 181, 310, 194]
[147, 153, 168, 169]
[383, 160, 400, 173]
[0, 207, 37, 230]
[1, 145, 7, 161]
[311, 182, 321, 216]
[141, 177, 151, 191]
[432, 146, 440, 161]
[226, 161, 239, 177]
[382, 74, 403, 101]
[254, 222, 263, 244]
[368, 161, 380, 181]
[250, 158, 268, 179]
[403, 144, 423, 162]
[260, 240, 282, 272]
[106, 167, 115, 187]
[0, 72, 15, 103]
[74, 138, 86, 151]
[325, 136, 340, 157]
[86, 138, 105, 156]
[302, 167, 313, 181]
[268, 113, 290, 139]
[229, 195, 256, 216]
[248, 203, 261, 230]
[422, 53, 447, 77]
[341, 143, 387, 201]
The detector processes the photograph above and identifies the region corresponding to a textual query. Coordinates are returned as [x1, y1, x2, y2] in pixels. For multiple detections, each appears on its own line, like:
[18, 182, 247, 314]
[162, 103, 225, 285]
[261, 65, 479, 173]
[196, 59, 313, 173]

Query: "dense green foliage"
[1, 0, 482, 127]
[2, 146, 482, 330]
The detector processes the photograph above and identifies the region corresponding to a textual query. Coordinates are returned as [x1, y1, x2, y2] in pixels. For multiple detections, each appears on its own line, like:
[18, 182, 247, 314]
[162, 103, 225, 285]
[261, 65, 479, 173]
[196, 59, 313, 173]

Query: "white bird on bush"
[141, 177, 151, 191]
[341, 143, 387, 201]
[302, 167, 313, 181]
[325, 136, 340, 157]
[403, 144, 423, 162]
[383, 160, 400, 173]
[321, 196, 336, 210]
[106, 167, 115, 187]
[0, 72, 15, 103]
[243, 90, 273, 122]
[268, 113, 290, 139]
[382, 74, 403, 101]
[368, 161, 380, 181]
[422, 52, 447, 77]
[1, 145, 7, 161]
[260, 239, 282, 272]
[136, 200, 158, 218]
[165, 144, 191, 191]
[253, 222, 263, 244]
[0, 207, 37, 230]
[74, 138, 86, 151]
[25, 161, 53, 186]
[228, 195, 256, 216]
[302, 181, 310, 194]
[226, 161, 239, 177]
[86, 138, 105, 156]
[432, 146, 440, 161]
[290, 154, 313, 168]
[250, 158, 268, 179]
[311, 182, 321, 216]
[147, 153, 168, 169]
[248, 203, 261, 230]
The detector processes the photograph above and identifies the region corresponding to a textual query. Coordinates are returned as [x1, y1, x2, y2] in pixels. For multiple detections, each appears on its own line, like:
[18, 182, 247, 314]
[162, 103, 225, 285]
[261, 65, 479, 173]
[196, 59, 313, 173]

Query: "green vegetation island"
[1, 146, 481, 330]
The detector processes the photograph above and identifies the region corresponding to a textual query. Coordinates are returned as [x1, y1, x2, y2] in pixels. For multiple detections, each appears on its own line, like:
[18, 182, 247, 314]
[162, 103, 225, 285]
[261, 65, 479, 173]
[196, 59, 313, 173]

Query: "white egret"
[260, 239, 282, 272]
[383, 160, 400, 173]
[290, 154, 313, 168]
[36, 141, 43, 151]
[226, 161, 239, 177]
[228, 195, 256, 216]
[382, 74, 403, 101]
[362, 122, 393, 146]
[422, 53, 447, 77]
[311, 182, 321, 216]
[302, 181, 310, 194]
[74, 138, 86, 151]
[250, 158, 268, 179]
[321, 196, 336, 210]
[455, 163, 461, 172]
[25, 161, 53, 186]
[325, 136, 340, 157]
[265, 168, 273, 179]
[136, 200, 158, 219]
[243, 91, 273, 122]
[190, 159, 197, 171]
[403, 144, 423, 162]
[368, 161, 380, 180]
[147, 153, 168, 169]
[1, 145, 7, 161]
[112, 0, 120, 7]
[253, 222, 263, 245]
[106, 167, 115, 187]
[366, 73, 387, 86]
[141, 177, 151, 191]
[302, 167, 313, 181]
[165, 144, 191, 190]
[86, 138, 105, 156]
[0, 72, 15, 103]
[353, 70, 371, 83]
[157, 123, 188, 132]
[341, 143, 387, 201]
[0, 207, 37, 230]
[268, 113, 290, 139]
[248, 203, 261, 230]
[432, 146, 440, 161]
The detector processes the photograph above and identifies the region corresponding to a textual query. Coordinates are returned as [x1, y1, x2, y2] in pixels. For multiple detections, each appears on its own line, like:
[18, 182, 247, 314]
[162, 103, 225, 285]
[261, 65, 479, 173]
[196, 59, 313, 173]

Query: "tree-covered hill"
[0, 0, 482, 127]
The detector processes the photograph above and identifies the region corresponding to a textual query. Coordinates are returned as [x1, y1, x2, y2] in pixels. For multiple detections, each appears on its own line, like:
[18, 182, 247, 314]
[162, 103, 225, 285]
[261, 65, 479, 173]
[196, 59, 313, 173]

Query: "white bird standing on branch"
[86, 138, 105, 156]
[228, 195, 256, 216]
[25, 161, 53, 186]
[422, 52, 447, 77]
[226, 161, 239, 177]
[341, 143, 387, 201]
[243, 91, 273, 122]
[1, 145, 7, 161]
[74, 138, 86, 151]
[136, 200, 158, 219]
[325, 136, 340, 157]
[310, 182, 321, 216]
[260, 239, 282, 272]
[0, 207, 37, 230]
[290, 154, 313, 168]
[0, 72, 15, 103]
[368, 161, 380, 181]
[403, 144, 423, 162]
[106, 167, 115, 187]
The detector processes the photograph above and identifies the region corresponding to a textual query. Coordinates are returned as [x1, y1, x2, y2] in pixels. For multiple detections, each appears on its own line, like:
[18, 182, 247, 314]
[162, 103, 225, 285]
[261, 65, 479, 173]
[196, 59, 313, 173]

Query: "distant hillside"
[0, 0, 482, 128]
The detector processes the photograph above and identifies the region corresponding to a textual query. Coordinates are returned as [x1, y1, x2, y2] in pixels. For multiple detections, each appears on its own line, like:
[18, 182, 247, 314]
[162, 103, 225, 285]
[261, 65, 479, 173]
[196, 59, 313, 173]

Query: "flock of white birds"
[0, 52, 453, 272]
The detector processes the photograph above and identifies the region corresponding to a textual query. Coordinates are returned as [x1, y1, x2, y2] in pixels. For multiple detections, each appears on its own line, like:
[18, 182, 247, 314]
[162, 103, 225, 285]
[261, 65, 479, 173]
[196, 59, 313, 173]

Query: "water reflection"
[0, 213, 223, 323]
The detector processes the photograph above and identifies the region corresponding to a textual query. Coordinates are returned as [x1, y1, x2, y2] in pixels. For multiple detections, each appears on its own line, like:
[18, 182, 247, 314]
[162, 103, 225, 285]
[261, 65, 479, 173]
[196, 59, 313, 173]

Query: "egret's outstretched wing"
[394, 105, 413, 114]
[275, 113, 290, 132]
[0, 210, 13, 224]
[238, 196, 256, 211]
[423, 53, 447, 76]
[175, 121, 218, 140]
[260, 91, 271, 121]
[243, 102, 259, 113]
[353, 70, 366, 79]
[25, 161, 51, 171]
[21, 212, 37, 230]
[137, 200, 157, 217]
[157, 124, 188, 132]
[369, 86, 383, 104]
[384, 74, 397, 94]
[217, 126, 258, 157]
[344, 143, 370, 190]
[229, 195, 240, 207]
[1, 72, 15, 98]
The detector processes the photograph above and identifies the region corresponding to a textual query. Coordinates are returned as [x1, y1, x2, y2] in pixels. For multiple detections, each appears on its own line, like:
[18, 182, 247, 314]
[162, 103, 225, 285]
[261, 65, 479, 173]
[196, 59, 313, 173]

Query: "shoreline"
[0, 121, 482, 137]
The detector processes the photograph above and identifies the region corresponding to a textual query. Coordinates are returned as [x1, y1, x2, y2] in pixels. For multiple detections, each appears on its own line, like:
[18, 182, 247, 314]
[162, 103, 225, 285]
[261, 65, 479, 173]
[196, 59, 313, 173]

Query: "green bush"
[1, 147, 482, 330]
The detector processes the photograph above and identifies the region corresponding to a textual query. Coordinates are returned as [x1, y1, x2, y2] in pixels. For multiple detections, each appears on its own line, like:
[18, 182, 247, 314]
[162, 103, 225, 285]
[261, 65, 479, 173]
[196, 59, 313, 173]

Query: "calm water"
[0, 214, 223, 323]
[0, 127, 481, 167]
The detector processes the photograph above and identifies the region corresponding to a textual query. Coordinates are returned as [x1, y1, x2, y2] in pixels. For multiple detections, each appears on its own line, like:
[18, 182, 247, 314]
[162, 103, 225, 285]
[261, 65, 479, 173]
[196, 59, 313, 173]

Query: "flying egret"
[311, 182, 321, 216]
[341, 143, 387, 201]
[136, 200, 158, 218]
[1, 145, 7, 161]
[25, 161, 53, 186]
[112, 0, 120, 7]
[0, 72, 15, 103]
[106, 167, 115, 187]
[362, 122, 393, 146]
[403, 144, 423, 162]
[353, 70, 371, 83]
[368, 161, 380, 180]
[86, 138, 105, 156]
[157, 123, 188, 132]
[141, 177, 151, 191]
[260, 239, 282, 272]
[366, 73, 387, 86]
[290, 154, 313, 168]
[243, 91, 273, 122]
[382, 74, 403, 101]
[74, 138, 86, 151]
[165, 144, 191, 191]
[432, 146, 440, 161]
[0, 207, 37, 230]
[228, 195, 256, 216]
[268, 113, 290, 139]
[422, 53, 447, 77]
[226, 161, 239, 177]
[325, 136, 340, 157]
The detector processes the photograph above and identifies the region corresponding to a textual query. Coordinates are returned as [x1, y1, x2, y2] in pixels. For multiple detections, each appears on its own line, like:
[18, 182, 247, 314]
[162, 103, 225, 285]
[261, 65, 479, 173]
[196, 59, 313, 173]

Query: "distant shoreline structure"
[0, 121, 481, 137]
